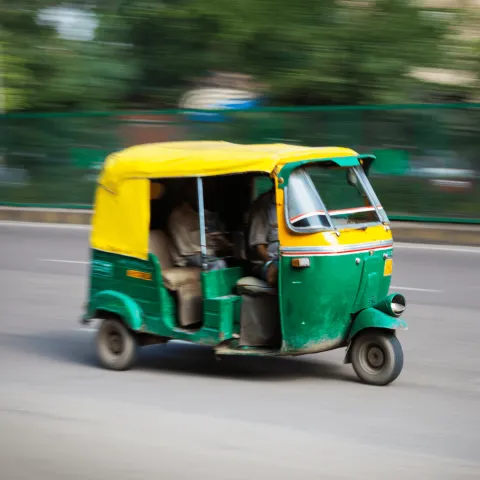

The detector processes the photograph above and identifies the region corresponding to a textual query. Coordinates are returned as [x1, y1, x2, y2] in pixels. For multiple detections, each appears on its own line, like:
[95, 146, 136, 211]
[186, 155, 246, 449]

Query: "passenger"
[168, 185, 230, 271]
[247, 186, 279, 286]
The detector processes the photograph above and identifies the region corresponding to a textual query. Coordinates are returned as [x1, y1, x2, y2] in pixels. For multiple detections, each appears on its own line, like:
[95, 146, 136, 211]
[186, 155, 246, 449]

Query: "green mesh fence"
[1, 105, 479, 221]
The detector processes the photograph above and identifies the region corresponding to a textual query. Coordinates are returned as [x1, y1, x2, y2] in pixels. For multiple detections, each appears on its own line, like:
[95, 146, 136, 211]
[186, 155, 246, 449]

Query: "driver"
[247, 186, 279, 286]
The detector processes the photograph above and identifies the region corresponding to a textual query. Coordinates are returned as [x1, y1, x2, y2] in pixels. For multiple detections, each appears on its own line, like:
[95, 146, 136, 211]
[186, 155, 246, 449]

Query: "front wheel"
[96, 318, 137, 371]
[351, 330, 403, 386]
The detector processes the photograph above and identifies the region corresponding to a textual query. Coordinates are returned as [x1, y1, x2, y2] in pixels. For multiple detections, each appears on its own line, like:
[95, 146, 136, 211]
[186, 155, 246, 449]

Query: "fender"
[348, 307, 408, 343]
[343, 307, 407, 364]
[85, 290, 144, 331]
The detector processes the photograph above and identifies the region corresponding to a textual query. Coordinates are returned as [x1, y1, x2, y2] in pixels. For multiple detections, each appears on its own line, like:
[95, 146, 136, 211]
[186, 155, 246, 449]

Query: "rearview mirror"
[347, 169, 358, 186]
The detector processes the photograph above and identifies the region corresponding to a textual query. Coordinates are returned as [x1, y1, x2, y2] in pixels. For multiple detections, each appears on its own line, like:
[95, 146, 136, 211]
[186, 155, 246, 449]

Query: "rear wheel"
[351, 330, 403, 386]
[96, 318, 137, 371]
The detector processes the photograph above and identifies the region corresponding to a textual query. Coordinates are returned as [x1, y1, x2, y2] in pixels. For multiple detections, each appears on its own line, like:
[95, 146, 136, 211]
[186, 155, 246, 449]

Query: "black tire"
[351, 330, 403, 386]
[96, 318, 137, 371]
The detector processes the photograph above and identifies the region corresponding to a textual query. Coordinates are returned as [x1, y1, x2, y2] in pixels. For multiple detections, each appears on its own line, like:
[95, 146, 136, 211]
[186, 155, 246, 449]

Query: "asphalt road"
[1, 222, 479, 479]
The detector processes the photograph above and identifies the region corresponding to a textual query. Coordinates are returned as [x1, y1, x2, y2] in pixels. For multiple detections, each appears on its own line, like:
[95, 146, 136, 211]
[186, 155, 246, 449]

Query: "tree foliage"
[0, 0, 467, 111]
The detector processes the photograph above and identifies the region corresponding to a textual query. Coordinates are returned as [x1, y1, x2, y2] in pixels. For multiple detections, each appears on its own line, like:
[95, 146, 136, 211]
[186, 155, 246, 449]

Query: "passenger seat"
[148, 230, 202, 327]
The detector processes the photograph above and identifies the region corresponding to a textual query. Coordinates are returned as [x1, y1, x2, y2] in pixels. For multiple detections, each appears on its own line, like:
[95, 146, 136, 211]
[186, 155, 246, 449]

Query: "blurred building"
[340, 0, 479, 100]
[414, 0, 480, 100]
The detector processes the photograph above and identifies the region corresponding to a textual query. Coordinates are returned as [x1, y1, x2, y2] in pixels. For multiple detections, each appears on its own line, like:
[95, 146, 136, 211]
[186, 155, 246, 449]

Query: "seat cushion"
[149, 230, 174, 269]
[162, 267, 201, 291]
[236, 276, 277, 296]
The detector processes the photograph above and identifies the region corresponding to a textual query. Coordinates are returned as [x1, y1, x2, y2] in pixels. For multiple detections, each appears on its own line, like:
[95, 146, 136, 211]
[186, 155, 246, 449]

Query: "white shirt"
[168, 202, 220, 262]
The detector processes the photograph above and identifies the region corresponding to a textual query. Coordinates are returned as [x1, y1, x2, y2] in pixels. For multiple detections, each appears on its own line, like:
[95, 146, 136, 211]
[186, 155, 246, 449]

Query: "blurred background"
[1, 4, 480, 479]
[1, 0, 479, 221]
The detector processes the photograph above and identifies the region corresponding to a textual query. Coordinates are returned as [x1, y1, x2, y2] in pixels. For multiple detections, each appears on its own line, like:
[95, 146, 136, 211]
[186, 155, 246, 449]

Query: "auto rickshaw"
[82, 141, 407, 386]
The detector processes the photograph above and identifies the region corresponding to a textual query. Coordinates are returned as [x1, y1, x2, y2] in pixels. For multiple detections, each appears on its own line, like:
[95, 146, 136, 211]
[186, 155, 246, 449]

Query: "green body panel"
[204, 295, 242, 342]
[278, 248, 392, 354]
[351, 253, 392, 312]
[202, 267, 243, 299]
[86, 250, 176, 333]
[201, 267, 243, 342]
[85, 250, 244, 345]
[347, 307, 408, 342]
[85, 247, 403, 356]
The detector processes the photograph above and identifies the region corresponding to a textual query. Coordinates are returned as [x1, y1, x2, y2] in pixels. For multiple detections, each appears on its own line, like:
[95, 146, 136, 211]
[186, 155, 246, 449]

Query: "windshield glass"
[287, 164, 384, 229]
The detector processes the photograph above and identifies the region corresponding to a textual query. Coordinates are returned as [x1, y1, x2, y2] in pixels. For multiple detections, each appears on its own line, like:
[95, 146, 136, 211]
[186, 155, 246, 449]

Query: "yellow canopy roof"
[98, 141, 358, 192]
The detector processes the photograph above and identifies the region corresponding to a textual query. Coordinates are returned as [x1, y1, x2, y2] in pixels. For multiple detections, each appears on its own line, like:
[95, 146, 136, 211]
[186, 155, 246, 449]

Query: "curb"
[0, 207, 92, 225]
[1, 207, 480, 246]
[391, 222, 480, 247]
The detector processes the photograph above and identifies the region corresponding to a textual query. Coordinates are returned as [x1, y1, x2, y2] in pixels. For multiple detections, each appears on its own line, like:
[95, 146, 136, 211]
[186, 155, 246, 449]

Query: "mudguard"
[85, 290, 144, 331]
[347, 307, 407, 342]
[343, 307, 407, 364]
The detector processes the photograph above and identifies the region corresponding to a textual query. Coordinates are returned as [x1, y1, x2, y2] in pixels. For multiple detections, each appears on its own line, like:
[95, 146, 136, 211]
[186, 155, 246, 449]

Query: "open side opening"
[147, 173, 281, 341]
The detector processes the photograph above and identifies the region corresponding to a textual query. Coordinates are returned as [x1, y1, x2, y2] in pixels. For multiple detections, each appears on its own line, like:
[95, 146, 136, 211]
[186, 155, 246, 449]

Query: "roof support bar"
[196, 177, 208, 270]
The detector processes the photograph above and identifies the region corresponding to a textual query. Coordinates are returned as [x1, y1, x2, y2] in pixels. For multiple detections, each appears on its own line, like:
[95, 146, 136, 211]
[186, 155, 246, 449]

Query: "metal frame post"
[196, 177, 208, 270]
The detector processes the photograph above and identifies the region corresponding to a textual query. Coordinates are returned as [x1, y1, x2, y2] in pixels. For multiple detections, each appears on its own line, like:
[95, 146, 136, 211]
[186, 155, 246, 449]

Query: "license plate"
[383, 258, 393, 276]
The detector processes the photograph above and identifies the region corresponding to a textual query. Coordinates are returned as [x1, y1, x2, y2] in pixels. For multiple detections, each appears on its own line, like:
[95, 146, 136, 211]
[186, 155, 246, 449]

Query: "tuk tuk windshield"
[288, 164, 384, 229]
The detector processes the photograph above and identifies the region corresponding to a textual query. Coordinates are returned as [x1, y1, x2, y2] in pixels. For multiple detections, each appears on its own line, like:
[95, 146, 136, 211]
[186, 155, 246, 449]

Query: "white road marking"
[75, 327, 97, 333]
[390, 286, 441, 293]
[41, 259, 88, 264]
[394, 243, 480, 254]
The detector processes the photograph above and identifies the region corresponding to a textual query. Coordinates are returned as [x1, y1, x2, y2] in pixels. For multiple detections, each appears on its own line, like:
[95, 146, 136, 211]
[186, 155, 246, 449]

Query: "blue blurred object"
[186, 98, 261, 122]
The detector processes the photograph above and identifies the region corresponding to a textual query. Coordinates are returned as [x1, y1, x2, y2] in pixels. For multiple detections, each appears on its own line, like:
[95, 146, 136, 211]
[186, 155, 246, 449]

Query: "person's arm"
[248, 208, 270, 262]
[255, 244, 271, 262]
[208, 232, 232, 255]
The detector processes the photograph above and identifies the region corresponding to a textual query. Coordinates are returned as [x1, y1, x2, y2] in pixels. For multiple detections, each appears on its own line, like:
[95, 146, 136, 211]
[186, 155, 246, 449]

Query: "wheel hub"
[107, 330, 123, 355]
[366, 346, 385, 369]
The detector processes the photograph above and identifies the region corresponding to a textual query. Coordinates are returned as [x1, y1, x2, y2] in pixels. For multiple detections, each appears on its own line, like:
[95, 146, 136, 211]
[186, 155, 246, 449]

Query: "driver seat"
[236, 276, 280, 347]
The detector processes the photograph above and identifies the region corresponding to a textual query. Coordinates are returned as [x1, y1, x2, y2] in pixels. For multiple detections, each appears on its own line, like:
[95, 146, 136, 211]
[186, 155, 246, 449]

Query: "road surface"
[1, 222, 479, 479]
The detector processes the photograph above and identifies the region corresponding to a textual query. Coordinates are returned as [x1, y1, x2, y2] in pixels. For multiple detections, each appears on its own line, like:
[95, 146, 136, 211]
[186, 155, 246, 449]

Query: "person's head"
[150, 181, 165, 200]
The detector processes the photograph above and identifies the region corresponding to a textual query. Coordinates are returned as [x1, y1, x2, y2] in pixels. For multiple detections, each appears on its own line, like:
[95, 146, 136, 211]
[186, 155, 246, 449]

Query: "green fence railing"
[1, 104, 479, 222]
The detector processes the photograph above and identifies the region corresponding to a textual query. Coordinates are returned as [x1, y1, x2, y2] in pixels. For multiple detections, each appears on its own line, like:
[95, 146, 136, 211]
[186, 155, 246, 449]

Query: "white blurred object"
[429, 179, 472, 189]
[37, 7, 98, 42]
[0, 166, 29, 186]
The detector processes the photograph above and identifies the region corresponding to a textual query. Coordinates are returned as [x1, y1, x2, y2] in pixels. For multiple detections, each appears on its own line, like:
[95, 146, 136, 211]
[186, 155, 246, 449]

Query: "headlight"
[390, 294, 406, 316]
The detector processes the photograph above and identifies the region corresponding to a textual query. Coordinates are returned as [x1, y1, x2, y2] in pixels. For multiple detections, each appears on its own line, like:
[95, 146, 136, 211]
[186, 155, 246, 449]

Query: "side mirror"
[347, 169, 358, 186]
